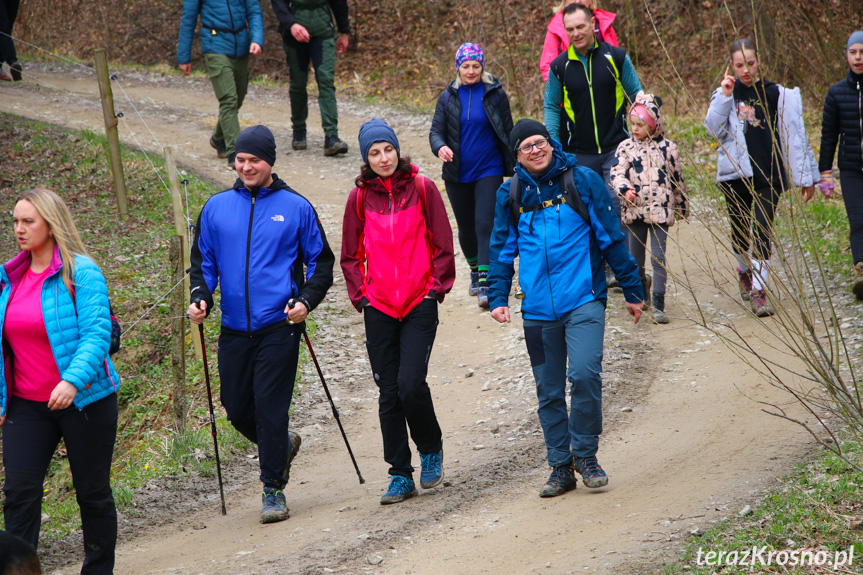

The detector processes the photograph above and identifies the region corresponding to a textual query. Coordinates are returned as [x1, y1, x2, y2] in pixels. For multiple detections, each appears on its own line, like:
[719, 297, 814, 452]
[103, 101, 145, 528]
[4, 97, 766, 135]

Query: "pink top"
[2, 267, 61, 401]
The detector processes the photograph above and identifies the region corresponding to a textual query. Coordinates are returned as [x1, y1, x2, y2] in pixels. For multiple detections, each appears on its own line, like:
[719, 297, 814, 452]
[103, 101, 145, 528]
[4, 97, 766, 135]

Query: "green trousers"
[282, 37, 338, 136]
[204, 53, 249, 156]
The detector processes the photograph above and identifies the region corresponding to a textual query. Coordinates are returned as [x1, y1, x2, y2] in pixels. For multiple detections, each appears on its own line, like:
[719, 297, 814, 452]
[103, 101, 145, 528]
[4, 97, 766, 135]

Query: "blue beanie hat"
[235, 125, 276, 166]
[358, 118, 400, 164]
[849, 31, 863, 52]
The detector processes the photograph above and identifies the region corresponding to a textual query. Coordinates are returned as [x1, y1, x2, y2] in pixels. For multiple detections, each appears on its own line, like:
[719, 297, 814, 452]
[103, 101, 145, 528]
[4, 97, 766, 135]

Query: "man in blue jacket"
[187, 125, 335, 523]
[488, 119, 643, 498]
[177, 0, 265, 167]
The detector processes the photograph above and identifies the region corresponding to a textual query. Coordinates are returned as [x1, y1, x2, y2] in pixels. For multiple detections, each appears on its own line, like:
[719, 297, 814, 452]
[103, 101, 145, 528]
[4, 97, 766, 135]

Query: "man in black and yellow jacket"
[544, 2, 641, 216]
[271, 0, 350, 156]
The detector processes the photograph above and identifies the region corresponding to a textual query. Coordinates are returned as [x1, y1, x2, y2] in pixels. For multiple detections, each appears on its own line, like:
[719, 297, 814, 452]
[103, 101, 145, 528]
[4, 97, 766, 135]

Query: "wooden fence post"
[165, 146, 203, 361]
[170, 236, 187, 434]
[94, 49, 129, 216]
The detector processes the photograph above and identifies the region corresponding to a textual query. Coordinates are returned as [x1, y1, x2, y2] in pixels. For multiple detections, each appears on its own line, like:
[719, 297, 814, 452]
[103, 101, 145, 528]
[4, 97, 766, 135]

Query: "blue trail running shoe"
[573, 455, 609, 488]
[539, 464, 577, 497]
[380, 475, 418, 505]
[419, 450, 444, 489]
[260, 488, 289, 524]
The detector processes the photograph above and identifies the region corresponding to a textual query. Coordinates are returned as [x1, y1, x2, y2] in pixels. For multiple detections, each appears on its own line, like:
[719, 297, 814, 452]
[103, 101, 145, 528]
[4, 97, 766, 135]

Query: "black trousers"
[3, 394, 118, 575]
[719, 178, 781, 261]
[841, 170, 863, 265]
[444, 175, 502, 269]
[217, 322, 299, 490]
[0, 0, 19, 65]
[363, 299, 442, 477]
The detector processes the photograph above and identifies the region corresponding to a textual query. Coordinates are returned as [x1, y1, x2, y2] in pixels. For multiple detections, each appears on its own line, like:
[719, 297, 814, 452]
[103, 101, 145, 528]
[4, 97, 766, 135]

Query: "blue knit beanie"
[849, 31, 863, 52]
[358, 118, 400, 164]
[235, 125, 276, 166]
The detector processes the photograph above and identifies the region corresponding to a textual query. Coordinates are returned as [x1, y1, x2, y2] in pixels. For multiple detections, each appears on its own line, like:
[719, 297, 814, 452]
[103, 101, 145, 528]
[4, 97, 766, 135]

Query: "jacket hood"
[633, 92, 665, 140]
[358, 164, 421, 194]
[231, 174, 290, 197]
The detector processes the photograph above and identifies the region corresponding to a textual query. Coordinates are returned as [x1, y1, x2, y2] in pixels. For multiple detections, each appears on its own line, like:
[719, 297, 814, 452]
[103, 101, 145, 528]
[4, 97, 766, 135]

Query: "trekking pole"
[197, 321, 228, 515]
[288, 301, 365, 484]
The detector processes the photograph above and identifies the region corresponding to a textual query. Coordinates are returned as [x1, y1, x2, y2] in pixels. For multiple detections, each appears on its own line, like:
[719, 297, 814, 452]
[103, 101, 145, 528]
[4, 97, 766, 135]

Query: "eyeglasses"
[517, 138, 549, 155]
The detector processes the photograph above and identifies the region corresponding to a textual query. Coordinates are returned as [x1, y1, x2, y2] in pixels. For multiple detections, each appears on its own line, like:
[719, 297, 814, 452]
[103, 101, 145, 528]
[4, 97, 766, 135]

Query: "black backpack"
[508, 167, 590, 233]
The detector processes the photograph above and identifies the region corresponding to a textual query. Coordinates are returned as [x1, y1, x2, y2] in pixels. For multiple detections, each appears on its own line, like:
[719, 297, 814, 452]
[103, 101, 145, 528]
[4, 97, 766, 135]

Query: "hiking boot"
[292, 130, 307, 151]
[260, 488, 289, 524]
[738, 268, 753, 302]
[323, 135, 348, 156]
[573, 455, 608, 488]
[750, 289, 774, 317]
[539, 464, 577, 497]
[477, 286, 489, 309]
[853, 263, 863, 301]
[641, 274, 652, 310]
[209, 136, 228, 158]
[227, 152, 236, 170]
[419, 450, 444, 489]
[10, 62, 21, 82]
[380, 475, 418, 505]
[652, 292, 669, 324]
[284, 431, 302, 484]
[468, 271, 479, 296]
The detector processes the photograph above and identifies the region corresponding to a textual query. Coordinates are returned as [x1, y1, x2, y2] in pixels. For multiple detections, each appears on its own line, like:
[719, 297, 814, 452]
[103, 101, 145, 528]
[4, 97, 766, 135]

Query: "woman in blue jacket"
[1, 188, 120, 575]
[430, 43, 515, 308]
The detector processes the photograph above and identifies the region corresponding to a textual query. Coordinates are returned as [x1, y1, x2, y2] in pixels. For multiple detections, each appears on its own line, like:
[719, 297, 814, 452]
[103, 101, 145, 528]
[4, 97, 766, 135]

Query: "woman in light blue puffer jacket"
[0, 187, 120, 575]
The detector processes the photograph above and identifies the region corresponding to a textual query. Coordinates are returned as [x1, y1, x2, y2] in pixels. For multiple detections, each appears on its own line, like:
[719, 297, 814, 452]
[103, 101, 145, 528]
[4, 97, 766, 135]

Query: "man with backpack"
[487, 119, 643, 498]
[543, 2, 642, 216]
[187, 125, 334, 523]
[177, 0, 265, 168]
[271, 0, 351, 156]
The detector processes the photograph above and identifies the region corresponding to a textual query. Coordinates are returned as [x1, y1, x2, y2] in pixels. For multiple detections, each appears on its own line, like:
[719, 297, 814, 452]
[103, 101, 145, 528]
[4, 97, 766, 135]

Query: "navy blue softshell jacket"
[189, 176, 335, 332]
[487, 142, 642, 321]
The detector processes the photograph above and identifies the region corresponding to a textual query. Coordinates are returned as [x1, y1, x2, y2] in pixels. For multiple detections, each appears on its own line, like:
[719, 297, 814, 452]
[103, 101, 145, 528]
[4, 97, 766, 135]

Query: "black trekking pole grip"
[290, 311, 365, 485]
[198, 322, 228, 515]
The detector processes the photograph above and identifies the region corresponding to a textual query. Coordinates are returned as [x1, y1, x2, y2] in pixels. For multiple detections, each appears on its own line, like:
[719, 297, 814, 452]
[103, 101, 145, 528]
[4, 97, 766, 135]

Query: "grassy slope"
[0, 113, 257, 538]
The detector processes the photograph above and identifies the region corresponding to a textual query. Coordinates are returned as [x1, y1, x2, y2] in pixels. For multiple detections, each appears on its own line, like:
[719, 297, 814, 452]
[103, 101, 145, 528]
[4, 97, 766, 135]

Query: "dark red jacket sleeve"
[419, 176, 456, 301]
[340, 187, 368, 311]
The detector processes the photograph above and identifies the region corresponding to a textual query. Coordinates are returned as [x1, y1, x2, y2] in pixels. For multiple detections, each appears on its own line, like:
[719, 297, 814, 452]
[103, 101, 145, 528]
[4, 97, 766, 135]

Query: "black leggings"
[444, 175, 502, 268]
[841, 170, 863, 265]
[363, 299, 442, 477]
[3, 394, 118, 575]
[719, 178, 781, 261]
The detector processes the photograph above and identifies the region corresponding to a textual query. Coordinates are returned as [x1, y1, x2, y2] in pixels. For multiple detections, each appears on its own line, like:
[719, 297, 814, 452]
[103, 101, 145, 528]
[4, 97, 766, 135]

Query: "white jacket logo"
[271, 215, 285, 222]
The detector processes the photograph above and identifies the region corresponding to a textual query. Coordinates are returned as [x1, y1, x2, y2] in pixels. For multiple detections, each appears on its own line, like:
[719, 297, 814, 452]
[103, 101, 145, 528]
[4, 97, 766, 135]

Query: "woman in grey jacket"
[704, 39, 817, 317]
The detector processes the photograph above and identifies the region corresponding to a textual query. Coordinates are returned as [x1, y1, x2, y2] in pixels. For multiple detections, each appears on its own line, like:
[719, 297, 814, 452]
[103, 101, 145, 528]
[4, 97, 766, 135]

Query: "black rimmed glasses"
[517, 138, 549, 155]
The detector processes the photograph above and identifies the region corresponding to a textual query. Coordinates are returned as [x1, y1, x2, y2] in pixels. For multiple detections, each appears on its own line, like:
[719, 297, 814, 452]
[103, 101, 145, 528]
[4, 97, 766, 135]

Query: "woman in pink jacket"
[540, 0, 618, 82]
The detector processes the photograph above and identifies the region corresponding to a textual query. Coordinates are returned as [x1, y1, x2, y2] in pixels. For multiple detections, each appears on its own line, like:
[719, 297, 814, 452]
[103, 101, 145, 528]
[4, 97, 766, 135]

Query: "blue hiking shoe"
[284, 431, 302, 484]
[419, 450, 444, 489]
[380, 475, 418, 505]
[539, 464, 577, 497]
[573, 455, 609, 488]
[260, 488, 289, 524]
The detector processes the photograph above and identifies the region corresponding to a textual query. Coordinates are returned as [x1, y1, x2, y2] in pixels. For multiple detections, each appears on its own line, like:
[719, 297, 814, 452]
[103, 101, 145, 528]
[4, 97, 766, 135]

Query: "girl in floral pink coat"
[611, 93, 688, 323]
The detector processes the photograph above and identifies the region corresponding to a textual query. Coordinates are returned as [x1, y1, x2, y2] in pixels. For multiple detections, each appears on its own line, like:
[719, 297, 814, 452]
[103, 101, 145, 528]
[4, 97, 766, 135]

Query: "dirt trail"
[1, 65, 816, 574]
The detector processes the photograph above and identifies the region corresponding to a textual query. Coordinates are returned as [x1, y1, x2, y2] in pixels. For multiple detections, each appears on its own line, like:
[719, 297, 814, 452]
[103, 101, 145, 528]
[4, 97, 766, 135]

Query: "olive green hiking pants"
[282, 37, 338, 136]
[204, 53, 249, 156]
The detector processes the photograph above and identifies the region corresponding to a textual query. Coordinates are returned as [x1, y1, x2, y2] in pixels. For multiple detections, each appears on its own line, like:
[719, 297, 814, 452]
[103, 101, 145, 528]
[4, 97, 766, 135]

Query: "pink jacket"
[540, 9, 618, 82]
